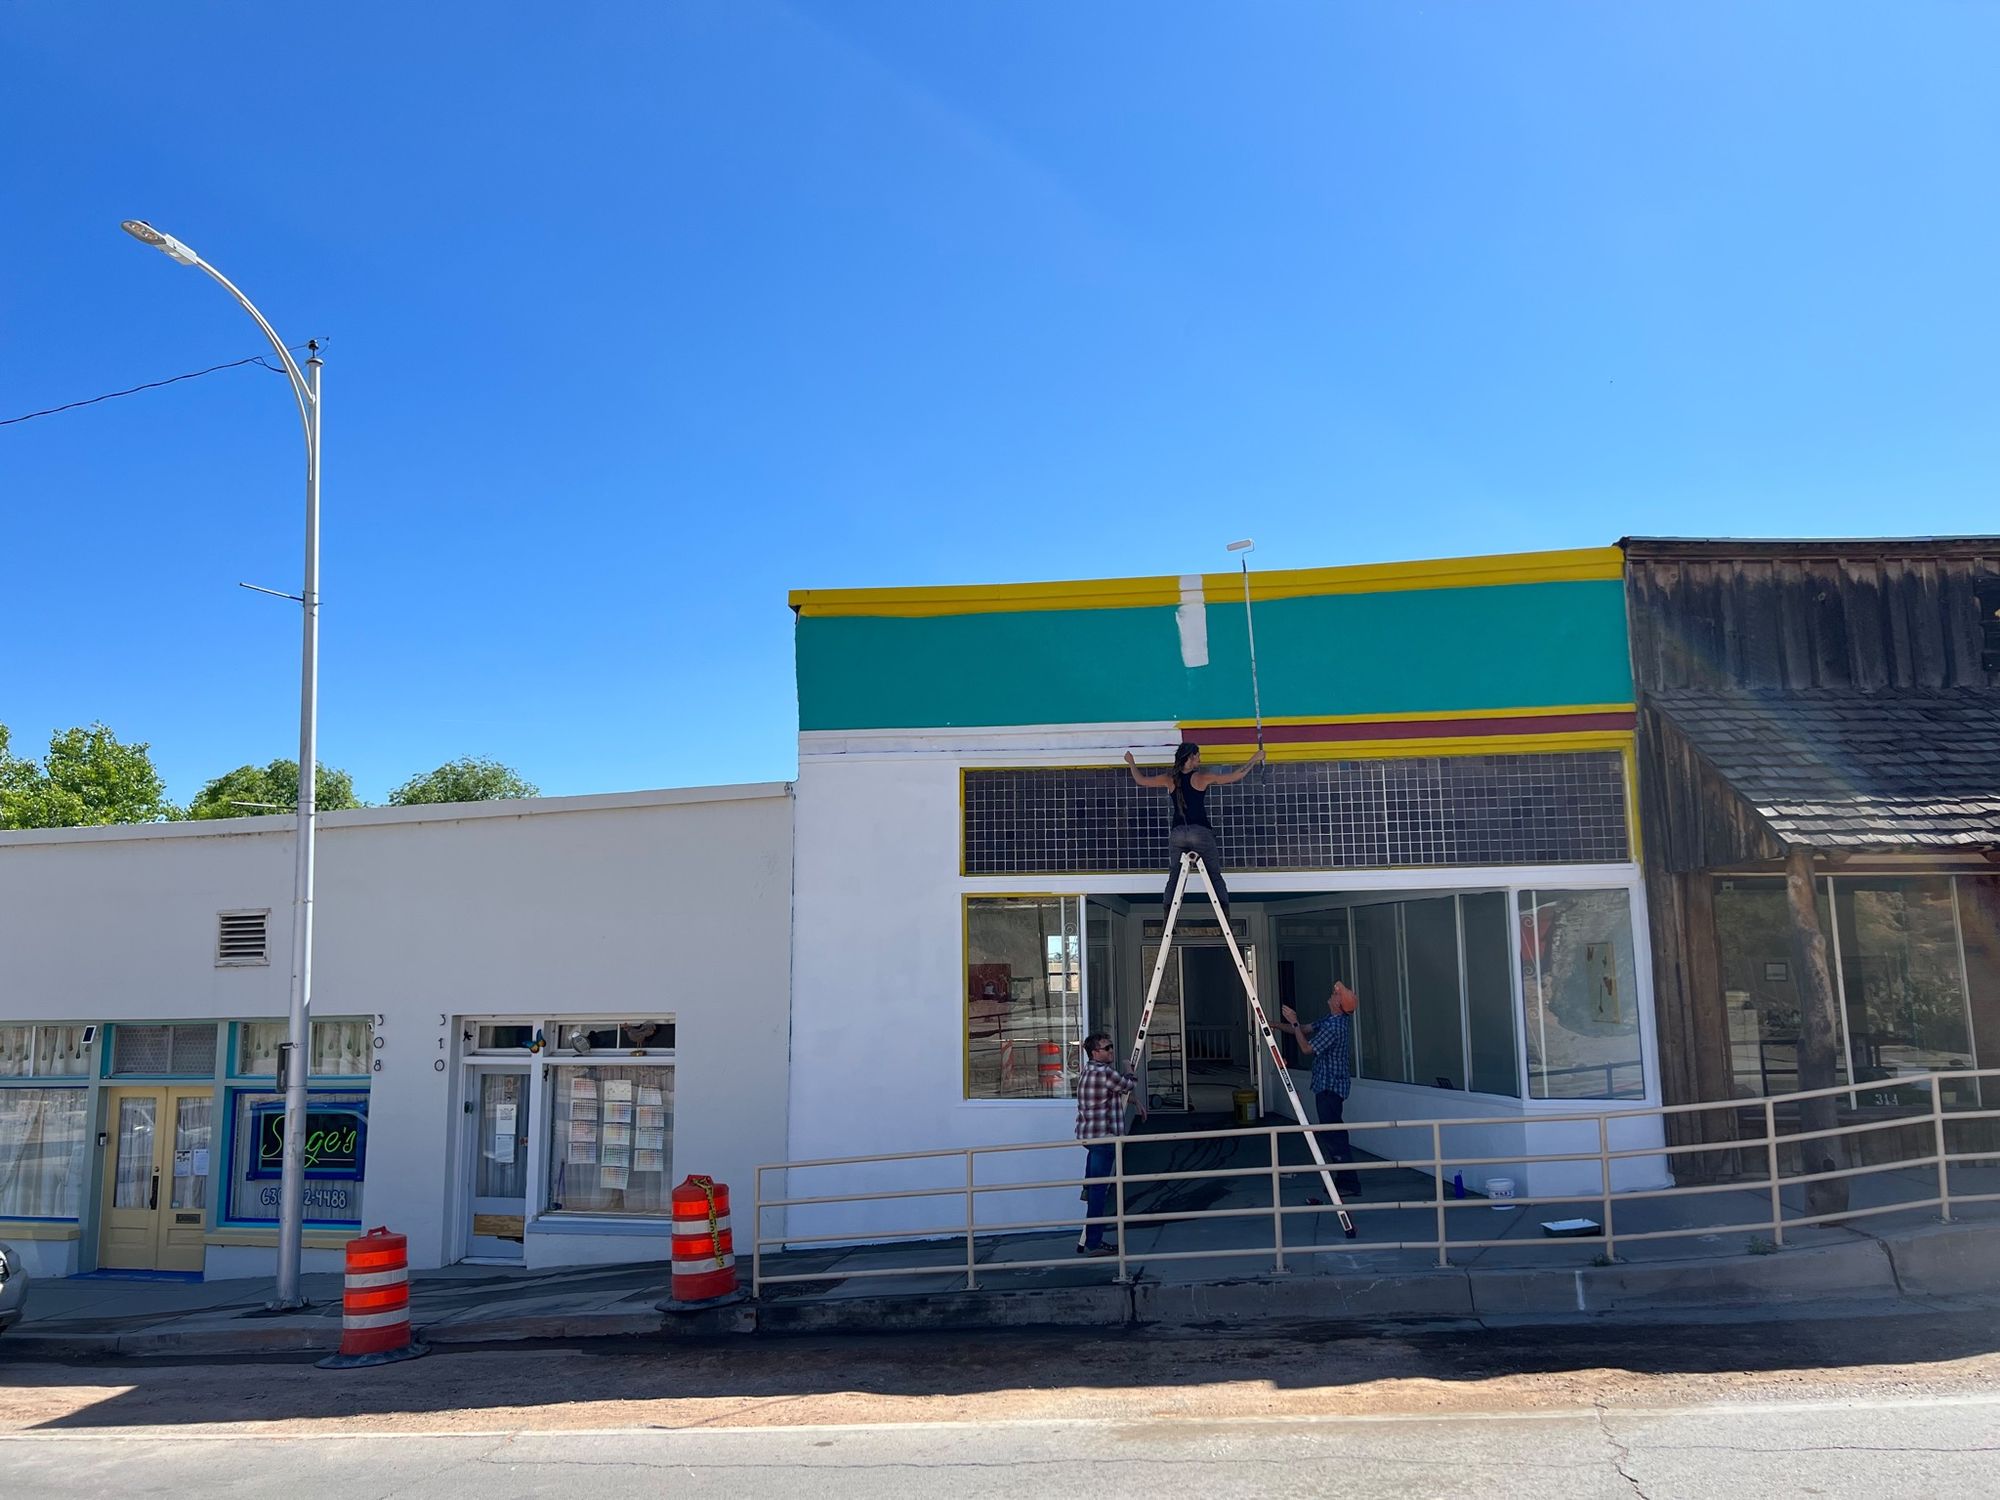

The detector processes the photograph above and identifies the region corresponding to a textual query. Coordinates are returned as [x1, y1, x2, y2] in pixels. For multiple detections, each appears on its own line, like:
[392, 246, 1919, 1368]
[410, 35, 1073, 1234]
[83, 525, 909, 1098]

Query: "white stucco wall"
[787, 728, 1668, 1249]
[0, 785, 792, 1278]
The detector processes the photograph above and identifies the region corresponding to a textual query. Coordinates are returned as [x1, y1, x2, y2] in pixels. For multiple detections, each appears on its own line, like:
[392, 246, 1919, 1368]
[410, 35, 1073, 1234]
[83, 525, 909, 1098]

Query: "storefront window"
[0, 1087, 89, 1218]
[1463, 893, 1521, 1098]
[545, 1064, 674, 1215]
[1404, 897, 1463, 1089]
[1715, 875, 1979, 1102]
[1279, 893, 1521, 1099]
[965, 896, 1083, 1099]
[1714, 878, 1840, 1096]
[1521, 889, 1644, 1099]
[224, 1088, 367, 1225]
[1833, 877, 1975, 1081]
[1351, 903, 1409, 1084]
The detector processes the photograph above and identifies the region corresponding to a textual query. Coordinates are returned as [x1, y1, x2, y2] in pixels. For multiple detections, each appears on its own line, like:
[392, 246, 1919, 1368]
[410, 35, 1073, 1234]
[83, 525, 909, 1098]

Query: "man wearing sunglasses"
[1074, 1032, 1146, 1256]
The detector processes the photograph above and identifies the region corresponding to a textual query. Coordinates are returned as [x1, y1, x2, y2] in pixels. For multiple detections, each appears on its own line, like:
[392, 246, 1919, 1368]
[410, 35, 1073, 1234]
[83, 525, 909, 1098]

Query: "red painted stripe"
[345, 1247, 408, 1272]
[1192, 711, 1634, 745]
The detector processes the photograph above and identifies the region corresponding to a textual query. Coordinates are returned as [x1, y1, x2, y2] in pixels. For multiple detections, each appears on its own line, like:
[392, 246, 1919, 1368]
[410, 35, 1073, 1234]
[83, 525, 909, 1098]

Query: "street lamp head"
[121, 219, 200, 267]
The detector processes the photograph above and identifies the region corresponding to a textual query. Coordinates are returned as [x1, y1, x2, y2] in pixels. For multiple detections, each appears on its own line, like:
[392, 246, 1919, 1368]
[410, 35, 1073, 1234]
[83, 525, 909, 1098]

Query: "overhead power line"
[0, 343, 318, 429]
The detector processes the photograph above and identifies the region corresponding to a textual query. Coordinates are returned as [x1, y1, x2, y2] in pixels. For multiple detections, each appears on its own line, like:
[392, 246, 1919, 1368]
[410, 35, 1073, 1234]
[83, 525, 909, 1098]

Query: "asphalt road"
[3, 1305, 1997, 1497]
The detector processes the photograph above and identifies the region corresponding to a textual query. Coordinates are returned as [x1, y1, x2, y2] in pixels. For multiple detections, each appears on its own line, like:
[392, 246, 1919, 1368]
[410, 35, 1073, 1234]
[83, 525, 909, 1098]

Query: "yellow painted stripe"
[1253, 730, 1636, 762]
[1202, 547, 1625, 604]
[960, 730, 1635, 773]
[1180, 703, 1635, 729]
[790, 547, 1624, 618]
[789, 574, 1181, 618]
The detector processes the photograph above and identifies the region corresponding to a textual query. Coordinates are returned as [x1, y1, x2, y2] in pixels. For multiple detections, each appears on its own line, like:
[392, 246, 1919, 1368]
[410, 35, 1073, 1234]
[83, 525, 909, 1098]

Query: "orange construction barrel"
[1038, 1041, 1063, 1093]
[668, 1175, 742, 1307]
[316, 1226, 430, 1369]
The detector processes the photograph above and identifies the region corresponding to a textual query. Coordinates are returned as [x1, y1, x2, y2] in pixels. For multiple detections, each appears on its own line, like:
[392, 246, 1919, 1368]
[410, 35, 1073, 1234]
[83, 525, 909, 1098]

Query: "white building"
[0, 785, 791, 1280]
[1, 545, 1686, 1285]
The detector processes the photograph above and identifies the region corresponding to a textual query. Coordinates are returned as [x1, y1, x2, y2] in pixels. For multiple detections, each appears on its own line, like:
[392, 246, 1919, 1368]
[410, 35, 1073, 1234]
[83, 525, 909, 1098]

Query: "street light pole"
[122, 220, 322, 1309]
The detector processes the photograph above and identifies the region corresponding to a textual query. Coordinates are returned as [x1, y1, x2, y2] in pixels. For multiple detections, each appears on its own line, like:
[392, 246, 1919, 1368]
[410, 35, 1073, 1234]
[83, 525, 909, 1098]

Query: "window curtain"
[0, 1087, 89, 1218]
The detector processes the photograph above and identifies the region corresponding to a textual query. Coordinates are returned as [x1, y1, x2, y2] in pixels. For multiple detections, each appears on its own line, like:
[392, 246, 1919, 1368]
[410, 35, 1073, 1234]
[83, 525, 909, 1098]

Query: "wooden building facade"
[1625, 538, 2000, 1183]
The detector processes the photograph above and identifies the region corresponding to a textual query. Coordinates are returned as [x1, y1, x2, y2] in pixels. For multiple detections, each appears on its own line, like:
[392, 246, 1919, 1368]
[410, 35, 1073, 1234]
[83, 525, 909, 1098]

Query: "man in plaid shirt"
[1074, 1032, 1146, 1255]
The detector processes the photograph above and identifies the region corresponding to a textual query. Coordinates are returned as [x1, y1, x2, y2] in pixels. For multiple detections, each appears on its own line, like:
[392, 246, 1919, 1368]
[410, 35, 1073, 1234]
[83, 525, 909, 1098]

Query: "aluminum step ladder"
[1124, 850, 1356, 1239]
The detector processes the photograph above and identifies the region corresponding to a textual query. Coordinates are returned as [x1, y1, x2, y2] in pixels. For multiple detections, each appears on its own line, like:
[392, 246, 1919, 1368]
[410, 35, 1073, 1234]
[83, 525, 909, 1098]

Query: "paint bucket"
[1233, 1089, 1258, 1125]
[1485, 1176, 1516, 1208]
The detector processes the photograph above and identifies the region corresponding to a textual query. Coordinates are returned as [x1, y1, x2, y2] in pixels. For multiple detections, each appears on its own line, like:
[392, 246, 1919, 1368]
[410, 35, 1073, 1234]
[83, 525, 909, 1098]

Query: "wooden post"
[1784, 845, 1849, 1217]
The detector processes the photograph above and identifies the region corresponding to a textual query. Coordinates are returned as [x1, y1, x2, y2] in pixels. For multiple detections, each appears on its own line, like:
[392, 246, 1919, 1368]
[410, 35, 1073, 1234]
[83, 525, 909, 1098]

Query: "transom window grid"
[109, 1023, 219, 1079]
[963, 753, 1631, 877]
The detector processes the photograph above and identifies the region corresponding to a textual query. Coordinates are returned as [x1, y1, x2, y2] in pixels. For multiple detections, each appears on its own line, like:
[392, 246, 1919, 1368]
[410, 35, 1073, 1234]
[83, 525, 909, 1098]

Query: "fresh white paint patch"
[1176, 575, 1208, 668]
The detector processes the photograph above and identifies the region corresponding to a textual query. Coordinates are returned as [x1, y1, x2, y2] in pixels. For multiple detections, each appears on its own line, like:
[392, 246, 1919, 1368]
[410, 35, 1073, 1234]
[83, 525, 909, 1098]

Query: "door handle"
[149, 1171, 160, 1211]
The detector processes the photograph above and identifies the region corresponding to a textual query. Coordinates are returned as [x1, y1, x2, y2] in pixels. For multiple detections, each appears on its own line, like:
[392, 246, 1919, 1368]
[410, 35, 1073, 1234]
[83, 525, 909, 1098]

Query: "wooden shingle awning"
[1647, 688, 2000, 863]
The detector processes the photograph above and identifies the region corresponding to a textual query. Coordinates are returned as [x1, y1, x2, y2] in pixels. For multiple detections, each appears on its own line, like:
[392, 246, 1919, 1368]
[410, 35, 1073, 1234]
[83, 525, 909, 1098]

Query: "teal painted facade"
[796, 578, 1633, 731]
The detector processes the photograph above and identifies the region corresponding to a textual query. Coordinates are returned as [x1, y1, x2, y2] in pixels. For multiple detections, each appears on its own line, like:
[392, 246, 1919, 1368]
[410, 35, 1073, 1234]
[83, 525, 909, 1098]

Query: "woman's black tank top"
[1171, 771, 1210, 829]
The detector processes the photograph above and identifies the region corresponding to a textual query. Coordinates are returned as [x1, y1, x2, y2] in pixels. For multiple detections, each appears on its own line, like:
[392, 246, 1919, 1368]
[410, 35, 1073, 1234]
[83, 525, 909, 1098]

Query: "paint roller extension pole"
[1227, 539, 1262, 754]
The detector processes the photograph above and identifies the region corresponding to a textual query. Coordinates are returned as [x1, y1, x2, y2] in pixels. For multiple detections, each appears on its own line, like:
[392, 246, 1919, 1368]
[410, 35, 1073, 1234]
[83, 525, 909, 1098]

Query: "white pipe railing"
[751, 1068, 2000, 1295]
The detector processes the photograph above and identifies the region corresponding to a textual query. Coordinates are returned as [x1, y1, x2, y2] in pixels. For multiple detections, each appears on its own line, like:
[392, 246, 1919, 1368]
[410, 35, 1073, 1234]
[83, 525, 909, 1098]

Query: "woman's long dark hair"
[1171, 742, 1200, 821]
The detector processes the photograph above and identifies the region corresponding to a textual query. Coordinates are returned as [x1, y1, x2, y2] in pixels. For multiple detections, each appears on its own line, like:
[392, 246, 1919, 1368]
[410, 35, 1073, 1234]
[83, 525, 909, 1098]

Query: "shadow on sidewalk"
[8, 1301, 2000, 1433]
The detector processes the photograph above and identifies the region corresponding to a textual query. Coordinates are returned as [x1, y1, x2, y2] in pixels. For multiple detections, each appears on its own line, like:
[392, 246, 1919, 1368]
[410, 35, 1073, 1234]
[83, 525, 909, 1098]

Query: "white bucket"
[1485, 1176, 1516, 1208]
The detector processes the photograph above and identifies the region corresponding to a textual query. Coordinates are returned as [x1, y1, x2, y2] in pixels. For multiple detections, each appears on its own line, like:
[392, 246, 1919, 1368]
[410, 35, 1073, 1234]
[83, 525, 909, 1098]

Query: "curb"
[7, 1221, 1993, 1359]
[0, 1309, 670, 1361]
[1881, 1219, 2000, 1298]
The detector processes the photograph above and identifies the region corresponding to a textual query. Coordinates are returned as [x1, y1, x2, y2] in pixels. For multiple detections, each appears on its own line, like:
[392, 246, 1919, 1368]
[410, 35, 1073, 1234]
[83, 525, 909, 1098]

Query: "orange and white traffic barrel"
[1039, 1041, 1063, 1093]
[667, 1174, 742, 1307]
[316, 1226, 429, 1369]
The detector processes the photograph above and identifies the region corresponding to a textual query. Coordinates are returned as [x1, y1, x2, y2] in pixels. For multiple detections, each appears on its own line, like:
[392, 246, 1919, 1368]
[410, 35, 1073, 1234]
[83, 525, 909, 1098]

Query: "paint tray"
[1540, 1218, 1603, 1238]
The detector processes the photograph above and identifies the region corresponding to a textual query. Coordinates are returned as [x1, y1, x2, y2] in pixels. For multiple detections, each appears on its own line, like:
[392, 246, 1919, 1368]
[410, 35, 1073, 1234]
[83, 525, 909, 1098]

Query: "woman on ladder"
[1123, 742, 1264, 919]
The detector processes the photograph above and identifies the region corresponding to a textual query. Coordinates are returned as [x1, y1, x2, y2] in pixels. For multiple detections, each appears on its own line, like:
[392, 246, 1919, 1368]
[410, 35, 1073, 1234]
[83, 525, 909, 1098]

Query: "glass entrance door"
[467, 1069, 530, 1260]
[100, 1087, 212, 1273]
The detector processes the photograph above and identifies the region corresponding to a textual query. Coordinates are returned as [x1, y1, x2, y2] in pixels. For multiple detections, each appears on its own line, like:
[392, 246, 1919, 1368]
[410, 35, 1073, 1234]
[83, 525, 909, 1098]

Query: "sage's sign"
[249, 1104, 367, 1181]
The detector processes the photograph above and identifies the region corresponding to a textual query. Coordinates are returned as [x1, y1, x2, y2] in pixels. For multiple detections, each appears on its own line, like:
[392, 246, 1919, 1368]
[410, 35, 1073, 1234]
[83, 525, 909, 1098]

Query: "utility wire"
[0, 343, 317, 429]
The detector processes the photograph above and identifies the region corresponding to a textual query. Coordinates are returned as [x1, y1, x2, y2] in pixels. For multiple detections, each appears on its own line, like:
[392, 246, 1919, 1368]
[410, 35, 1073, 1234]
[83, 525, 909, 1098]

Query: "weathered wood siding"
[1635, 705, 1782, 875]
[1624, 541, 2000, 693]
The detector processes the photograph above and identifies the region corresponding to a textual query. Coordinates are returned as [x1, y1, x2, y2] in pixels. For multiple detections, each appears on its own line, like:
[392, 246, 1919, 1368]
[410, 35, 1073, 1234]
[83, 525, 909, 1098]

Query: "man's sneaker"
[1078, 1243, 1118, 1257]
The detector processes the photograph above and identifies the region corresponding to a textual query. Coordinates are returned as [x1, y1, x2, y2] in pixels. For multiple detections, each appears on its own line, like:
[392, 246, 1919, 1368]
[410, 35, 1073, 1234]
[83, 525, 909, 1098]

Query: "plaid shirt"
[1308, 1011, 1354, 1099]
[1075, 1059, 1138, 1140]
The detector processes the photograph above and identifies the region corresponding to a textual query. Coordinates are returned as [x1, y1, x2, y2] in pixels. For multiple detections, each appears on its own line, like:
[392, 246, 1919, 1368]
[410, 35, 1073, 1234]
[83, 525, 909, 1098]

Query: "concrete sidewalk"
[3, 1261, 671, 1358]
[8, 1122, 1997, 1358]
[4, 1212, 1996, 1359]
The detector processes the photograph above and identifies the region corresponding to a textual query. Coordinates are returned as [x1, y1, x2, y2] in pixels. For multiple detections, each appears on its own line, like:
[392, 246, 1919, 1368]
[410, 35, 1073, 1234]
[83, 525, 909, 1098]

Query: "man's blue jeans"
[1081, 1144, 1117, 1248]
[1315, 1089, 1361, 1196]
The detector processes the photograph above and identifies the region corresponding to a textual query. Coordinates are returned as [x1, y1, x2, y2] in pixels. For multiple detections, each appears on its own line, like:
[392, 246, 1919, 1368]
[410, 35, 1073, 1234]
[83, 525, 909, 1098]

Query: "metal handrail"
[750, 1066, 1999, 1294]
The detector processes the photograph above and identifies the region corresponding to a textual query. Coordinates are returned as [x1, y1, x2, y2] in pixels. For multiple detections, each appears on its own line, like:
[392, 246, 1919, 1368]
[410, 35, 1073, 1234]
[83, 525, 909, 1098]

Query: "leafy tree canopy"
[187, 759, 361, 820]
[389, 756, 539, 806]
[0, 723, 181, 829]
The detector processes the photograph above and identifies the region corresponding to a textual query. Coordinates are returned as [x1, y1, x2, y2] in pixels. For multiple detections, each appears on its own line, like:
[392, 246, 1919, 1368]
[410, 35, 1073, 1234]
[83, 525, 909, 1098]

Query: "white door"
[466, 1068, 530, 1260]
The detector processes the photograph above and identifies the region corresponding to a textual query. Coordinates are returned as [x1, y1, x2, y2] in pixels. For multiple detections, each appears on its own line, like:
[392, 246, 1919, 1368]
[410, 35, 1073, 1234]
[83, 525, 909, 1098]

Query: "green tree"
[0, 723, 182, 829]
[187, 759, 361, 820]
[389, 756, 539, 806]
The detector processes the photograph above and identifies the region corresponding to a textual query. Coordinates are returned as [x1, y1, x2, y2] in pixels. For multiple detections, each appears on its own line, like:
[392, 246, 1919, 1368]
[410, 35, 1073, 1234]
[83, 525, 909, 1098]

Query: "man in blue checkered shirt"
[1282, 982, 1362, 1198]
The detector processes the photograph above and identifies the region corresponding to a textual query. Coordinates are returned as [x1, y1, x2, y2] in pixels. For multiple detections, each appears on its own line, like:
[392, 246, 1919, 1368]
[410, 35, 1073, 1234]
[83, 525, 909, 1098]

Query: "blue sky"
[4, 5, 1997, 804]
